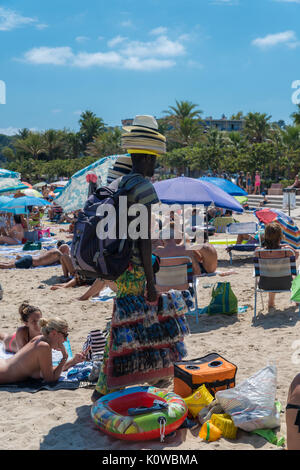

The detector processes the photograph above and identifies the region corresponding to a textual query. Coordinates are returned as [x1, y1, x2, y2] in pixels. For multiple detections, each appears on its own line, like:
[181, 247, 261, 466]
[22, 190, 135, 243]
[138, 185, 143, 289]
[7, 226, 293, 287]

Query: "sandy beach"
[0, 212, 298, 451]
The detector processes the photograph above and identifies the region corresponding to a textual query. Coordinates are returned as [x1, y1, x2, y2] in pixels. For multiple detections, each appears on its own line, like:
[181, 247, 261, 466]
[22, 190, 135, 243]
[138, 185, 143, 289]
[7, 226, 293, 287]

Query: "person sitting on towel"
[0, 215, 24, 245]
[0, 317, 86, 384]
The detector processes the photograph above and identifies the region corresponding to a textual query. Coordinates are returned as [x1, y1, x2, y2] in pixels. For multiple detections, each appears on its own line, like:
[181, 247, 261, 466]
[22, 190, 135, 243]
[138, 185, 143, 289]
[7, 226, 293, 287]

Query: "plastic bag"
[215, 364, 280, 432]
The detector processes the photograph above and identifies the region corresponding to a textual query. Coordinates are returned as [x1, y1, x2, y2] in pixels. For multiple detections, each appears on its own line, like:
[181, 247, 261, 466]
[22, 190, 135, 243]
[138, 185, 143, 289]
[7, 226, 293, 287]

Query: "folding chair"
[226, 222, 260, 265]
[155, 256, 201, 322]
[253, 248, 299, 320]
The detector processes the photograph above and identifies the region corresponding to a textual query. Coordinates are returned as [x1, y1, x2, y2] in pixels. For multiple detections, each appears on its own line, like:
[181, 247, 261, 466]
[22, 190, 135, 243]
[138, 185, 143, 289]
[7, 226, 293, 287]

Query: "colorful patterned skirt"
[95, 265, 146, 396]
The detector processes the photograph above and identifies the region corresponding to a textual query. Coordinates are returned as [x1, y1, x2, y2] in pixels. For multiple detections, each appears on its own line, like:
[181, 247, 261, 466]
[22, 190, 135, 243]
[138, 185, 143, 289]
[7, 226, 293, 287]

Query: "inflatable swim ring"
[91, 386, 188, 441]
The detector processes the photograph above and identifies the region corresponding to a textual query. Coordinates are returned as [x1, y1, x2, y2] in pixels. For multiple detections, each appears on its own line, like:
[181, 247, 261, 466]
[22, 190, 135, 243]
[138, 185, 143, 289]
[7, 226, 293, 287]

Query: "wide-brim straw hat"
[121, 115, 167, 155]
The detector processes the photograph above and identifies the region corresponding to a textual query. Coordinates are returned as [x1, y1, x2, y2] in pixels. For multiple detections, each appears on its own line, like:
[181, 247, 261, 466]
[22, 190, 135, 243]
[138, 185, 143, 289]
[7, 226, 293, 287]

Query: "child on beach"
[0, 302, 42, 353]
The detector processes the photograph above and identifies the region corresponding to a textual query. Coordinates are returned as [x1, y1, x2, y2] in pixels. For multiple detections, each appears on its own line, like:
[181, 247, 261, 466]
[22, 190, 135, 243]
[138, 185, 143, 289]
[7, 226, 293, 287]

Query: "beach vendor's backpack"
[71, 174, 144, 281]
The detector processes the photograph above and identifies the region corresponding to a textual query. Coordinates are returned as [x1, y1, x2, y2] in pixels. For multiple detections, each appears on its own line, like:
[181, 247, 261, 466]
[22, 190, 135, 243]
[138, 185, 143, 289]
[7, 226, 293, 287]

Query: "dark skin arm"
[138, 207, 157, 302]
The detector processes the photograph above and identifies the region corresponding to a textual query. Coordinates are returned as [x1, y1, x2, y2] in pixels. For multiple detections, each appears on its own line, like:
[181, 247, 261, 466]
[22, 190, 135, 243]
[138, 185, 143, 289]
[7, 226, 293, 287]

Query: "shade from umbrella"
[153, 177, 244, 212]
[199, 176, 248, 196]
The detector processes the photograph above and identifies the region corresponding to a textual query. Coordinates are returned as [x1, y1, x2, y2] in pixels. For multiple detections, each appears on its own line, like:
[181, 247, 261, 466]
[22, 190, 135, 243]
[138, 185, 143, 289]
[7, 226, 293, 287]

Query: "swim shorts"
[15, 255, 33, 269]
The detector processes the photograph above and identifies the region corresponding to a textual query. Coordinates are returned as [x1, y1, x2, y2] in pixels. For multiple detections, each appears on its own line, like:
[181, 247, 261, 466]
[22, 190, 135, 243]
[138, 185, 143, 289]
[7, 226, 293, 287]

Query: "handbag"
[202, 282, 238, 315]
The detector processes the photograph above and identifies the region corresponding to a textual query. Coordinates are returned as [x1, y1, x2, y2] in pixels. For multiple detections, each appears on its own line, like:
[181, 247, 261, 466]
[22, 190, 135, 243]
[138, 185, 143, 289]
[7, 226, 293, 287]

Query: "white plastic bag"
[215, 364, 280, 432]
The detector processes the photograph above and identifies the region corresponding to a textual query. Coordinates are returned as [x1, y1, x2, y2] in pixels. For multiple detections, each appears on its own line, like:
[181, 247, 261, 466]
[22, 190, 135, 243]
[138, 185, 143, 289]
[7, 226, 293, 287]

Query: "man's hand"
[146, 283, 158, 304]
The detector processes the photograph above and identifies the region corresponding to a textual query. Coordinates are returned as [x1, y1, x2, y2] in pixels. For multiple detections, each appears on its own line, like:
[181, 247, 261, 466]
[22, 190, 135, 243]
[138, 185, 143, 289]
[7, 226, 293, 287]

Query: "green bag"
[291, 274, 300, 302]
[202, 282, 238, 315]
[22, 241, 42, 251]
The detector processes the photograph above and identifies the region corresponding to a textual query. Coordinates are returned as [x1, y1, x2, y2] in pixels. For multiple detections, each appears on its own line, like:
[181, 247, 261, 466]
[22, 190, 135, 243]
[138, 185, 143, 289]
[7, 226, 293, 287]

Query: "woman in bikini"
[0, 302, 42, 353]
[0, 317, 85, 383]
[0, 215, 25, 245]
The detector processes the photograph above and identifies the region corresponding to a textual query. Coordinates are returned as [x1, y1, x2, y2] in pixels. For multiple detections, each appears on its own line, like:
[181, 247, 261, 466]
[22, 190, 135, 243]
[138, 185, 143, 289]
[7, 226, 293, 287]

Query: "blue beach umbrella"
[1, 196, 51, 214]
[199, 176, 248, 196]
[154, 177, 244, 212]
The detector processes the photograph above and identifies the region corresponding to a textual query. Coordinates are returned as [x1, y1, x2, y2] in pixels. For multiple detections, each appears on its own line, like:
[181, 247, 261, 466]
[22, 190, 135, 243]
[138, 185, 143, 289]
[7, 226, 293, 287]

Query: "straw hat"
[106, 154, 133, 185]
[121, 115, 166, 155]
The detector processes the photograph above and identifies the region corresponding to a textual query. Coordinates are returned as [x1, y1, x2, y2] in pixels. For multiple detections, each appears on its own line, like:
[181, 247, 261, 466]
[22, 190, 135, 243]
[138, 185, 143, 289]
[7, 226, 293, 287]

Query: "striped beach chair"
[253, 248, 299, 320]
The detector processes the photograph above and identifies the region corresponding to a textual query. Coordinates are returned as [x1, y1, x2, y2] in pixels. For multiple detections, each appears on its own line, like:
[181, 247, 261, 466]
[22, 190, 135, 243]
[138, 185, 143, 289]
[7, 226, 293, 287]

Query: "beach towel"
[90, 287, 116, 302]
[0, 341, 94, 393]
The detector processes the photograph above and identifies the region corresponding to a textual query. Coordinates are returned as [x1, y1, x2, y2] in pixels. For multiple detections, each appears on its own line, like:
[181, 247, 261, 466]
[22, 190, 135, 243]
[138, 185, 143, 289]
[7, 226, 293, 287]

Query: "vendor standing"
[91, 115, 166, 402]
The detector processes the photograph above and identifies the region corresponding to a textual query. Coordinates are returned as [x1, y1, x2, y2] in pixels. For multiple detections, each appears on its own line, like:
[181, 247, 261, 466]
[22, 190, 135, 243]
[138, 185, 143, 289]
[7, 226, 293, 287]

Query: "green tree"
[244, 112, 272, 143]
[291, 104, 300, 126]
[79, 110, 105, 151]
[14, 132, 46, 160]
[86, 127, 122, 158]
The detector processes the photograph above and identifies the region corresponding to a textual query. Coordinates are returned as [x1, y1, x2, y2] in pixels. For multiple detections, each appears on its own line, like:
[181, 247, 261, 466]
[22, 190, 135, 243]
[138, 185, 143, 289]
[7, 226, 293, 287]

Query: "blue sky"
[0, 0, 300, 135]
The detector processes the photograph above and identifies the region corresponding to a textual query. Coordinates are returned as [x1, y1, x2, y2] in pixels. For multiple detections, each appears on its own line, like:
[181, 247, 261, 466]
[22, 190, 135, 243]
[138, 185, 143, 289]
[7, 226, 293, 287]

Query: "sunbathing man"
[0, 243, 74, 275]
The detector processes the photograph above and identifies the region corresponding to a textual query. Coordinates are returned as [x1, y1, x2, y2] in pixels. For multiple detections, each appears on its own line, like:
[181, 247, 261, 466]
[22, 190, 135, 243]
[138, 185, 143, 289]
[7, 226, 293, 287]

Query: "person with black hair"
[0, 214, 24, 245]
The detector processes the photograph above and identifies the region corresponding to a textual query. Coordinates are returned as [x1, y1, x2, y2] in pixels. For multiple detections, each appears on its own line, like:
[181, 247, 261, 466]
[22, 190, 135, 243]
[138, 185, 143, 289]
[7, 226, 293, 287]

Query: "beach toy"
[91, 386, 188, 441]
[211, 413, 237, 439]
[184, 385, 214, 418]
[199, 420, 222, 442]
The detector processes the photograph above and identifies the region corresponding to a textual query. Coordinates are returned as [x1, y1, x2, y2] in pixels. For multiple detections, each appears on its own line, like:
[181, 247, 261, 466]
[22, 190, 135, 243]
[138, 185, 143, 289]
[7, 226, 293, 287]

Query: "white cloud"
[0, 127, 20, 135]
[120, 35, 186, 58]
[75, 36, 90, 43]
[0, 6, 46, 31]
[150, 27, 168, 36]
[23, 47, 74, 65]
[120, 20, 133, 28]
[252, 30, 299, 48]
[107, 35, 127, 48]
[20, 32, 188, 71]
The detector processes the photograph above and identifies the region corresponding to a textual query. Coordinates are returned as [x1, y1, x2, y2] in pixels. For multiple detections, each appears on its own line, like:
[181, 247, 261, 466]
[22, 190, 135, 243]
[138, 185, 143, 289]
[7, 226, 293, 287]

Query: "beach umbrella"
[33, 182, 47, 189]
[54, 154, 121, 212]
[154, 177, 244, 212]
[199, 176, 248, 197]
[23, 188, 43, 198]
[1, 196, 51, 214]
[0, 169, 20, 179]
[21, 182, 32, 189]
[255, 208, 300, 249]
[51, 180, 68, 187]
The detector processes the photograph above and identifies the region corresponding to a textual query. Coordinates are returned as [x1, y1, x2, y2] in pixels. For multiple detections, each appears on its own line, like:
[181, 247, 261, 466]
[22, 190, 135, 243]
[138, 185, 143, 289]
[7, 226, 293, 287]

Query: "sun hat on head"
[121, 115, 166, 155]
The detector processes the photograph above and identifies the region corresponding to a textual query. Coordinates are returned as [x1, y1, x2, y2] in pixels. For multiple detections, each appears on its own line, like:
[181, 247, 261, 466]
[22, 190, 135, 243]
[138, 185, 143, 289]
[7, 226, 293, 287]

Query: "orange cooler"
[174, 353, 237, 398]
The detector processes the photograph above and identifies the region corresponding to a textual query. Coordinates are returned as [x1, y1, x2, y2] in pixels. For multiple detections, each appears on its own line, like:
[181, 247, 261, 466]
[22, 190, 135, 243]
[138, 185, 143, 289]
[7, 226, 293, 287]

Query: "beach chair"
[155, 255, 201, 322]
[253, 248, 299, 320]
[226, 222, 260, 265]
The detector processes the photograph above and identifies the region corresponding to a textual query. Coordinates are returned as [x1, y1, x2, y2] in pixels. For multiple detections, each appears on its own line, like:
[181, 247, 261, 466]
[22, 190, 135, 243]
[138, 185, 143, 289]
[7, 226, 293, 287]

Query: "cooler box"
[174, 353, 237, 398]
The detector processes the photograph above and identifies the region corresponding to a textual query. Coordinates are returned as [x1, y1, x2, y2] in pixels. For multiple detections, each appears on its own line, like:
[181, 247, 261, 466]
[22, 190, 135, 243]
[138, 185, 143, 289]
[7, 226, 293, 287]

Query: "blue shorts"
[15, 255, 33, 269]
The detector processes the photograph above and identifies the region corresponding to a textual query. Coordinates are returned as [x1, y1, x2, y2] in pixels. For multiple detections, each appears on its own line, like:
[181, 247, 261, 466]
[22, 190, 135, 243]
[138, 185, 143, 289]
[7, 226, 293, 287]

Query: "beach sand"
[0, 213, 298, 450]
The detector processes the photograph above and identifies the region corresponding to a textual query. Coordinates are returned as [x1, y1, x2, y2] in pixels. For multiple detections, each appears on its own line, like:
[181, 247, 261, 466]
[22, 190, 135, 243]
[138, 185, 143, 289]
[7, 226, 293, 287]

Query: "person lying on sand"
[0, 243, 74, 277]
[0, 302, 42, 353]
[0, 317, 85, 384]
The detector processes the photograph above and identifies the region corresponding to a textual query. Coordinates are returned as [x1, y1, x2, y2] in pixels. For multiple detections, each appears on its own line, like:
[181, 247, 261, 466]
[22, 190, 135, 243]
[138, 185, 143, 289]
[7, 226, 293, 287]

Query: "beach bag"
[203, 282, 238, 315]
[215, 364, 280, 432]
[22, 241, 42, 251]
[82, 329, 108, 361]
[71, 174, 144, 281]
[291, 274, 300, 302]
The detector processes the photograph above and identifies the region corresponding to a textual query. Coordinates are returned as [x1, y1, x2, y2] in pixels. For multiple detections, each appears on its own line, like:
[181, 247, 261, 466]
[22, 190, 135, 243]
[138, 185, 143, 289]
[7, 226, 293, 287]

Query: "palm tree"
[79, 110, 105, 151]
[244, 112, 272, 143]
[291, 104, 300, 126]
[86, 127, 122, 158]
[42, 129, 65, 160]
[14, 132, 46, 160]
[163, 100, 204, 147]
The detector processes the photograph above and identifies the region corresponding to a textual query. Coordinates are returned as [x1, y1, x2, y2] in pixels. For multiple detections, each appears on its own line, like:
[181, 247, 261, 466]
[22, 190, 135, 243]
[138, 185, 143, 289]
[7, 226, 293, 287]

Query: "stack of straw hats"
[107, 155, 132, 185]
[121, 115, 166, 156]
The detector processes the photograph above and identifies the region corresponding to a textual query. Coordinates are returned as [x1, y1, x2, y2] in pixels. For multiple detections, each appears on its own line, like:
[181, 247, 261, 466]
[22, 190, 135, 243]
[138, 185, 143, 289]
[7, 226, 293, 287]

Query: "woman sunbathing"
[0, 302, 42, 353]
[0, 215, 24, 245]
[0, 317, 85, 384]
